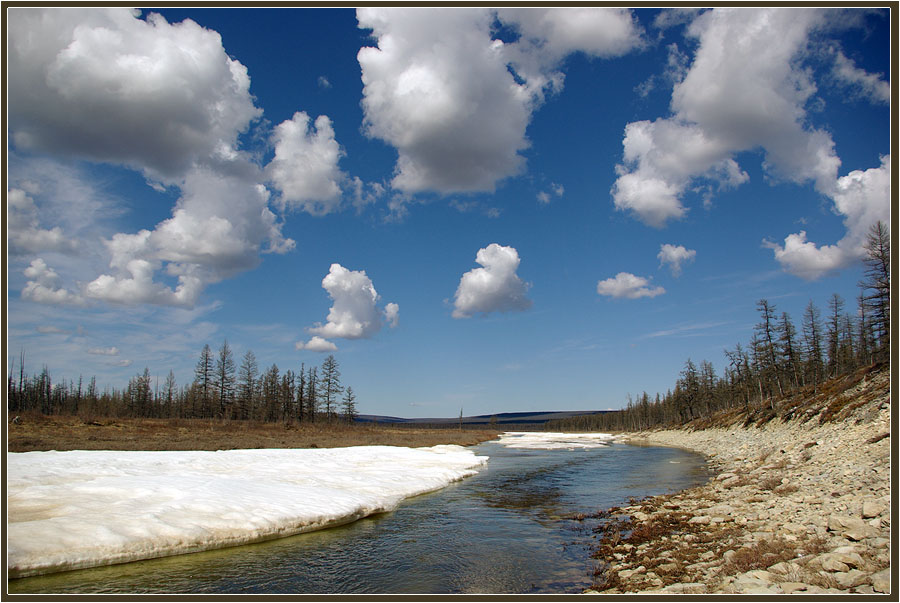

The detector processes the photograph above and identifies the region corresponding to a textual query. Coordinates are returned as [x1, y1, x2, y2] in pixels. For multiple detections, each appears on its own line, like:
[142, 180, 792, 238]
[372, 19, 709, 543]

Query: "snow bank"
[7, 445, 487, 578]
[497, 432, 615, 449]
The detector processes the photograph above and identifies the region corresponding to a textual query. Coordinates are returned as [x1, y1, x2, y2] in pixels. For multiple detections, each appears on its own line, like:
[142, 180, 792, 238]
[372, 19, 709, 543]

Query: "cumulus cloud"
[8, 8, 310, 309]
[357, 7, 642, 195]
[295, 336, 339, 353]
[304, 264, 398, 345]
[85, 167, 294, 307]
[596, 272, 665, 299]
[7, 188, 76, 255]
[384, 302, 400, 329]
[8, 7, 261, 183]
[612, 8, 841, 227]
[658, 243, 697, 276]
[266, 112, 346, 215]
[765, 155, 891, 279]
[21, 258, 84, 306]
[452, 244, 532, 318]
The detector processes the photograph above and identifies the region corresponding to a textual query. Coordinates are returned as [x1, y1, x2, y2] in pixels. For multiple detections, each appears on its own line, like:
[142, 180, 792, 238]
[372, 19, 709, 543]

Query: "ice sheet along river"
[9, 438, 708, 594]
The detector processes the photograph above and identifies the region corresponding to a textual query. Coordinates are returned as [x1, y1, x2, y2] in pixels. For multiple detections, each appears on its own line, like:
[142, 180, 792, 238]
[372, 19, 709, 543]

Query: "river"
[8, 440, 708, 594]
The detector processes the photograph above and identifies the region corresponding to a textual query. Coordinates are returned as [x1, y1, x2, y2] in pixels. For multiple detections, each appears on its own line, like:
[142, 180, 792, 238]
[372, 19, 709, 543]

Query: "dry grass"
[6, 413, 500, 452]
[721, 536, 829, 574]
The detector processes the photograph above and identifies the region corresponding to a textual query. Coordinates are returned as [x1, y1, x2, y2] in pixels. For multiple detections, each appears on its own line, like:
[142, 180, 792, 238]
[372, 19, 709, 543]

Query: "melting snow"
[7, 445, 487, 578]
[496, 431, 615, 449]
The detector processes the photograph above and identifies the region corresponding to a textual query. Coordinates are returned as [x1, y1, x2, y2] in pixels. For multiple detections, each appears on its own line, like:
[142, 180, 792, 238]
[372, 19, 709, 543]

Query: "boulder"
[833, 570, 868, 589]
[871, 569, 890, 593]
[862, 501, 887, 518]
[827, 515, 878, 540]
[661, 582, 707, 594]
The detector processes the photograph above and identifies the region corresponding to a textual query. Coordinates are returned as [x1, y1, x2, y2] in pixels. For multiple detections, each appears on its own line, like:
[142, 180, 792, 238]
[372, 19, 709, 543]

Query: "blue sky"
[6, 7, 891, 417]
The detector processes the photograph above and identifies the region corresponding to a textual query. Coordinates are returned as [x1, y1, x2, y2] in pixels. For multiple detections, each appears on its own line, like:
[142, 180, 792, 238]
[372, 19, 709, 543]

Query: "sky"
[5, 7, 892, 418]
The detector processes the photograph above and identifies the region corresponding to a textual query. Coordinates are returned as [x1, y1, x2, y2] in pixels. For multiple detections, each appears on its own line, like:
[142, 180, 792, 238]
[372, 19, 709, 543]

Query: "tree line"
[7, 345, 358, 425]
[550, 221, 890, 432]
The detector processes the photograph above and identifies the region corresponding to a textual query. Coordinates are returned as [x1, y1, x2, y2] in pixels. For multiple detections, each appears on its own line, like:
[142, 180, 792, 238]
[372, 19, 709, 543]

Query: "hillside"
[356, 409, 610, 426]
[586, 363, 891, 595]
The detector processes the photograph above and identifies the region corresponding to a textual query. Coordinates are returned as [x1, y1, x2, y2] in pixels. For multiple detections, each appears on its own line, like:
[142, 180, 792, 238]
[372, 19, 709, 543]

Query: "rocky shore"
[585, 365, 891, 595]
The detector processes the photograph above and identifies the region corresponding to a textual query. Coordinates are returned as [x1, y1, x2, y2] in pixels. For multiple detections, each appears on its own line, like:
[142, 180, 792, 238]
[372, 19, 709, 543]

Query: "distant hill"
[355, 410, 613, 426]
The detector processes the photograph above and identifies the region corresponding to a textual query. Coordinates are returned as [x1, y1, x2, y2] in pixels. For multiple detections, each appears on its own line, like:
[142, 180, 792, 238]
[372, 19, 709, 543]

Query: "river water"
[9, 440, 708, 595]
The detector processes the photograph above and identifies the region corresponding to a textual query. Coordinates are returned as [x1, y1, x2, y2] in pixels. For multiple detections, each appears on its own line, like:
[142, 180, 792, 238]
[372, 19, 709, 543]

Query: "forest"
[7, 222, 890, 432]
[7, 344, 358, 426]
[548, 221, 890, 432]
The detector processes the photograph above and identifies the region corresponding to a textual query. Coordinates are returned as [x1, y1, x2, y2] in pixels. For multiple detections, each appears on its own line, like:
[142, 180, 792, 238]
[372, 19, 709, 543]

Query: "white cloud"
[9, 9, 308, 310]
[295, 336, 339, 353]
[596, 272, 665, 299]
[498, 7, 643, 60]
[452, 244, 532, 318]
[307, 263, 398, 340]
[87, 347, 120, 356]
[317, 75, 332, 89]
[658, 243, 696, 276]
[766, 154, 891, 279]
[357, 7, 530, 194]
[36, 325, 68, 334]
[612, 8, 842, 227]
[21, 259, 84, 306]
[384, 303, 400, 329]
[537, 182, 565, 205]
[7, 188, 77, 256]
[8, 7, 261, 183]
[357, 7, 642, 195]
[85, 167, 294, 308]
[831, 48, 890, 105]
[266, 112, 346, 215]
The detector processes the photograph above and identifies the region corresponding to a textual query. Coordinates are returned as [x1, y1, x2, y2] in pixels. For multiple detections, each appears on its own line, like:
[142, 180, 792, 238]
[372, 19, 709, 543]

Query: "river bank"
[6, 414, 499, 451]
[586, 363, 891, 595]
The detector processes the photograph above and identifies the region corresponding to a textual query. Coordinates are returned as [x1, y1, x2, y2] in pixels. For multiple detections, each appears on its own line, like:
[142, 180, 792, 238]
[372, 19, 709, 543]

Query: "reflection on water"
[9, 441, 708, 594]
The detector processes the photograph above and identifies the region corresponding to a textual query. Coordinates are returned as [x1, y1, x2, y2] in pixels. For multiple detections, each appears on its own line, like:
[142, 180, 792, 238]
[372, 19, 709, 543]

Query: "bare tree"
[342, 386, 357, 423]
[319, 355, 343, 420]
[860, 221, 890, 359]
[213, 340, 236, 418]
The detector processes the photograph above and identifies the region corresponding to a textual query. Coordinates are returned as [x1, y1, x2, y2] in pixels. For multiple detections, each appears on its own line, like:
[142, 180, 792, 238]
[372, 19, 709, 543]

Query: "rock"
[657, 562, 678, 573]
[844, 525, 878, 541]
[688, 515, 711, 525]
[833, 570, 868, 588]
[816, 551, 865, 571]
[827, 515, 878, 540]
[768, 561, 799, 575]
[824, 558, 850, 573]
[618, 566, 645, 580]
[862, 501, 886, 518]
[871, 569, 890, 593]
[661, 583, 706, 594]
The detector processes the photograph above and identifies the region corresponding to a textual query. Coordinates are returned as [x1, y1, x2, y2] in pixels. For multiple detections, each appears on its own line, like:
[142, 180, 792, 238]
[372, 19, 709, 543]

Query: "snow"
[7, 445, 487, 578]
[496, 431, 615, 449]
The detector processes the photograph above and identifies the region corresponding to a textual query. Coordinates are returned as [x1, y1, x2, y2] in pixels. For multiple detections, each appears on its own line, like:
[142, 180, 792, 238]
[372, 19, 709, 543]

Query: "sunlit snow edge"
[7, 445, 487, 578]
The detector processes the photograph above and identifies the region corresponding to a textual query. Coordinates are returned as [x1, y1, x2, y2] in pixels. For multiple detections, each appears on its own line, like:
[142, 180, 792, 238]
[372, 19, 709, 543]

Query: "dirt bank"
[6, 414, 500, 452]
[586, 364, 891, 595]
